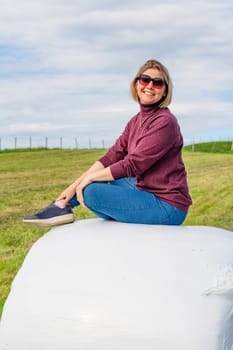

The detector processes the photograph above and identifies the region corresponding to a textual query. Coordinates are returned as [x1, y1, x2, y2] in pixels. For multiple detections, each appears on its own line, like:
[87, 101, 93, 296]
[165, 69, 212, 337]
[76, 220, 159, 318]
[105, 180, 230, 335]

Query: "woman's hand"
[75, 175, 93, 207]
[56, 161, 104, 205]
[56, 187, 74, 204]
[73, 167, 114, 208]
[56, 181, 79, 205]
[56, 164, 113, 208]
[56, 175, 92, 208]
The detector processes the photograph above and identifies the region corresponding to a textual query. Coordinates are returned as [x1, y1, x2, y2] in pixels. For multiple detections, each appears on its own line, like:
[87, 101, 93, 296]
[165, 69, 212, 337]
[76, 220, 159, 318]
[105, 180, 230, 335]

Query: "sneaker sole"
[23, 214, 75, 228]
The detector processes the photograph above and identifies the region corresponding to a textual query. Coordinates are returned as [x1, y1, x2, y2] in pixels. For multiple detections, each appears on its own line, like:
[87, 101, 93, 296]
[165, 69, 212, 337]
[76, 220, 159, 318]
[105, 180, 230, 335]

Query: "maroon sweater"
[99, 103, 192, 213]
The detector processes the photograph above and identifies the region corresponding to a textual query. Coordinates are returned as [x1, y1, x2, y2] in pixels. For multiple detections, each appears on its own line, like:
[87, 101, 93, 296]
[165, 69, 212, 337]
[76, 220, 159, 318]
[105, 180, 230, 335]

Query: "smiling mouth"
[143, 90, 155, 96]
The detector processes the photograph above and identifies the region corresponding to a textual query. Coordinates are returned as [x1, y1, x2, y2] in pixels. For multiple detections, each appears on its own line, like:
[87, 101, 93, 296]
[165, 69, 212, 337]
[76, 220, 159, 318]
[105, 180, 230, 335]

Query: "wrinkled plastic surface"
[0, 219, 233, 349]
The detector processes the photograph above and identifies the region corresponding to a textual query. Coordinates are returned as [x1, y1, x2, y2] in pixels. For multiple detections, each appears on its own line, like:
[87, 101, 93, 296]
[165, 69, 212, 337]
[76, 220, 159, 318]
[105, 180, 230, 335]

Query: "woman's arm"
[56, 117, 134, 207]
[56, 161, 113, 207]
[75, 166, 114, 207]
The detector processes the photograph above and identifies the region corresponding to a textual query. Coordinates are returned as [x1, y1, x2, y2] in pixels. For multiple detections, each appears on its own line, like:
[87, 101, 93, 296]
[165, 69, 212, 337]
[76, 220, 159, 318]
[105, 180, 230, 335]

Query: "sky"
[0, 0, 232, 149]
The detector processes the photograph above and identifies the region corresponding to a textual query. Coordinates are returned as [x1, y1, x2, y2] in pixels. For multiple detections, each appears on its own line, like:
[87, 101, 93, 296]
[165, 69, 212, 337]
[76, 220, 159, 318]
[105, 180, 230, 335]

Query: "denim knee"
[83, 183, 99, 210]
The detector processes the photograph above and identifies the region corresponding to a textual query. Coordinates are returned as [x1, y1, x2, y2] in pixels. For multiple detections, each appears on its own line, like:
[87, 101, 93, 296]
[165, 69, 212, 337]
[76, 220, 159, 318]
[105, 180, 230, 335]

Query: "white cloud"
[0, 0, 232, 149]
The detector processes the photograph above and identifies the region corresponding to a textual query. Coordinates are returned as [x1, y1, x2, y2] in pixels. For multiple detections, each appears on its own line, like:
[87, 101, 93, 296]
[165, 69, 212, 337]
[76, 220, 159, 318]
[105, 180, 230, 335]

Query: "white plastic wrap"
[0, 219, 232, 349]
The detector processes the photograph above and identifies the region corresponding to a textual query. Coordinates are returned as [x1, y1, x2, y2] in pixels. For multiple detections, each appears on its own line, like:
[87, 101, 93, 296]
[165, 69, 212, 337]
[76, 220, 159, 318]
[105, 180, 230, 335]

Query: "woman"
[23, 59, 192, 227]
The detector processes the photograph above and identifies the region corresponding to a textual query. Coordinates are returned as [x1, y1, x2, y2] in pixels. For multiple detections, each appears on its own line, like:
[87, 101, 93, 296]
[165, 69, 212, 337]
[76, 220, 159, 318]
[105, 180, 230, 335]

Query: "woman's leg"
[71, 178, 186, 225]
[69, 178, 137, 220]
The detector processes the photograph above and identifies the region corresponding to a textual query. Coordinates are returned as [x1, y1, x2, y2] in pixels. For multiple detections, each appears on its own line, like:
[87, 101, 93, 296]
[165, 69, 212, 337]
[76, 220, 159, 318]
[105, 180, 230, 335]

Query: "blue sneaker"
[23, 202, 75, 227]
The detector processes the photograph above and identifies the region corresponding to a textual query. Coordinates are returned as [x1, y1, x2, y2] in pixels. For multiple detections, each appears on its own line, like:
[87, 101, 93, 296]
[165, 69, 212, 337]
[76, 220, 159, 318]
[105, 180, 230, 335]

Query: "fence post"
[211, 142, 216, 151]
[75, 137, 78, 149]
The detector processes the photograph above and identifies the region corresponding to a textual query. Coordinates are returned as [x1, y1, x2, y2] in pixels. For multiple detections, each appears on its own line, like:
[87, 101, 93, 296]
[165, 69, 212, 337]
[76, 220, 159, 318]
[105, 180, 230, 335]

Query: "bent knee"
[83, 183, 102, 208]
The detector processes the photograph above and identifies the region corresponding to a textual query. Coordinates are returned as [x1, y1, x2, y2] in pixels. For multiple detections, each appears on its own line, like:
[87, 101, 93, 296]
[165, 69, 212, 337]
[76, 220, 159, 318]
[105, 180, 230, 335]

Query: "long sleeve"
[99, 104, 192, 213]
[109, 114, 181, 179]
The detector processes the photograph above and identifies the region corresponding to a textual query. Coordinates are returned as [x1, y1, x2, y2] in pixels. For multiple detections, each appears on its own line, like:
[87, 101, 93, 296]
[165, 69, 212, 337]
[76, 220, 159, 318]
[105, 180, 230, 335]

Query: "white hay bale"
[0, 219, 232, 350]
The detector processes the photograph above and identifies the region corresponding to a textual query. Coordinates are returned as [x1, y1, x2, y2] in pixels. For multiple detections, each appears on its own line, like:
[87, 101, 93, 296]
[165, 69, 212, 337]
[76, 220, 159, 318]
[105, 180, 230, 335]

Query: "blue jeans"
[69, 178, 187, 225]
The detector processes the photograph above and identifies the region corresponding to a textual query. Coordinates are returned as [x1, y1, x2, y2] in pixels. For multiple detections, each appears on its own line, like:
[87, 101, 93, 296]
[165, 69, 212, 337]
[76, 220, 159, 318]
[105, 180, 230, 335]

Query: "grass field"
[0, 146, 232, 316]
[184, 141, 233, 153]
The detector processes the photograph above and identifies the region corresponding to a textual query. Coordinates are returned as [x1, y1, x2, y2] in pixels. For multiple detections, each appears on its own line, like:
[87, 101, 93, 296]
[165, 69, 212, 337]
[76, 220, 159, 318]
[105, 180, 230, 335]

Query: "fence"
[0, 136, 232, 152]
[184, 141, 233, 153]
[0, 136, 112, 151]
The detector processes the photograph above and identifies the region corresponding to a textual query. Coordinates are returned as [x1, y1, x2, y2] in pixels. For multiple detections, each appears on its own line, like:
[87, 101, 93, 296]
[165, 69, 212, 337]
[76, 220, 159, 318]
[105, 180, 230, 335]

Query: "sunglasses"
[137, 74, 165, 89]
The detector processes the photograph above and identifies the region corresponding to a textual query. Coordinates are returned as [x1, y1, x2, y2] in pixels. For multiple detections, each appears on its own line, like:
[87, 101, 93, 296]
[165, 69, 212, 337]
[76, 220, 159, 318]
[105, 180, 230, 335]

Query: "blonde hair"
[130, 59, 172, 107]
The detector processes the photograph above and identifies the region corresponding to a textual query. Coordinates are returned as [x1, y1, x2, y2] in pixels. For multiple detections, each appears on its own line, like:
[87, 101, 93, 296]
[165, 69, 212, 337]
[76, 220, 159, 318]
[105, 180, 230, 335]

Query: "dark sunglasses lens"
[138, 75, 164, 87]
[139, 76, 151, 84]
[153, 78, 164, 87]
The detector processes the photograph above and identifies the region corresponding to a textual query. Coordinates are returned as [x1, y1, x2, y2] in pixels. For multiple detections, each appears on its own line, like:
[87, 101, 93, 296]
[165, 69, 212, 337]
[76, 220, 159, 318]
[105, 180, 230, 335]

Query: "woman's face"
[135, 68, 166, 105]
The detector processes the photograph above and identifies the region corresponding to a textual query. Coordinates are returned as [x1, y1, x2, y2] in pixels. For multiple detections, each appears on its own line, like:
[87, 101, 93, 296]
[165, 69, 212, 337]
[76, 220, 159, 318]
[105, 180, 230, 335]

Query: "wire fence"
[184, 141, 233, 153]
[0, 136, 232, 152]
[0, 136, 112, 151]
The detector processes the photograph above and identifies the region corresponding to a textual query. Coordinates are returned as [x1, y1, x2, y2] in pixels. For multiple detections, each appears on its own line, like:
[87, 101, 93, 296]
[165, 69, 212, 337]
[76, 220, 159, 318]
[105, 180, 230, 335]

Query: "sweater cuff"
[109, 162, 125, 179]
[98, 155, 112, 168]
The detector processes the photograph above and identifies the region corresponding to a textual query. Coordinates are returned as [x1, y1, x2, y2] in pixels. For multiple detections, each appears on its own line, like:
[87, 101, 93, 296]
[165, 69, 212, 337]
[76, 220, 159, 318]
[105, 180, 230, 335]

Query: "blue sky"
[0, 0, 232, 149]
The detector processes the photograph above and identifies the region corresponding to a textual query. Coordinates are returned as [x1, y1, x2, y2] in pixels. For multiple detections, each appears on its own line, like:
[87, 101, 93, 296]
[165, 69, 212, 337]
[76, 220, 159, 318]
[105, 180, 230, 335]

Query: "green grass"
[184, 141, 233, 153]
[182, 150, 233, 229]
[0, 149, 103, 316]
[0, 146, 232, 316]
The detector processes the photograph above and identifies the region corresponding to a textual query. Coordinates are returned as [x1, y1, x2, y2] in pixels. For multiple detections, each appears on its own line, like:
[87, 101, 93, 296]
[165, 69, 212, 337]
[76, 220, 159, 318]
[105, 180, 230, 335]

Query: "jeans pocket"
[159, 201, 186, 225]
